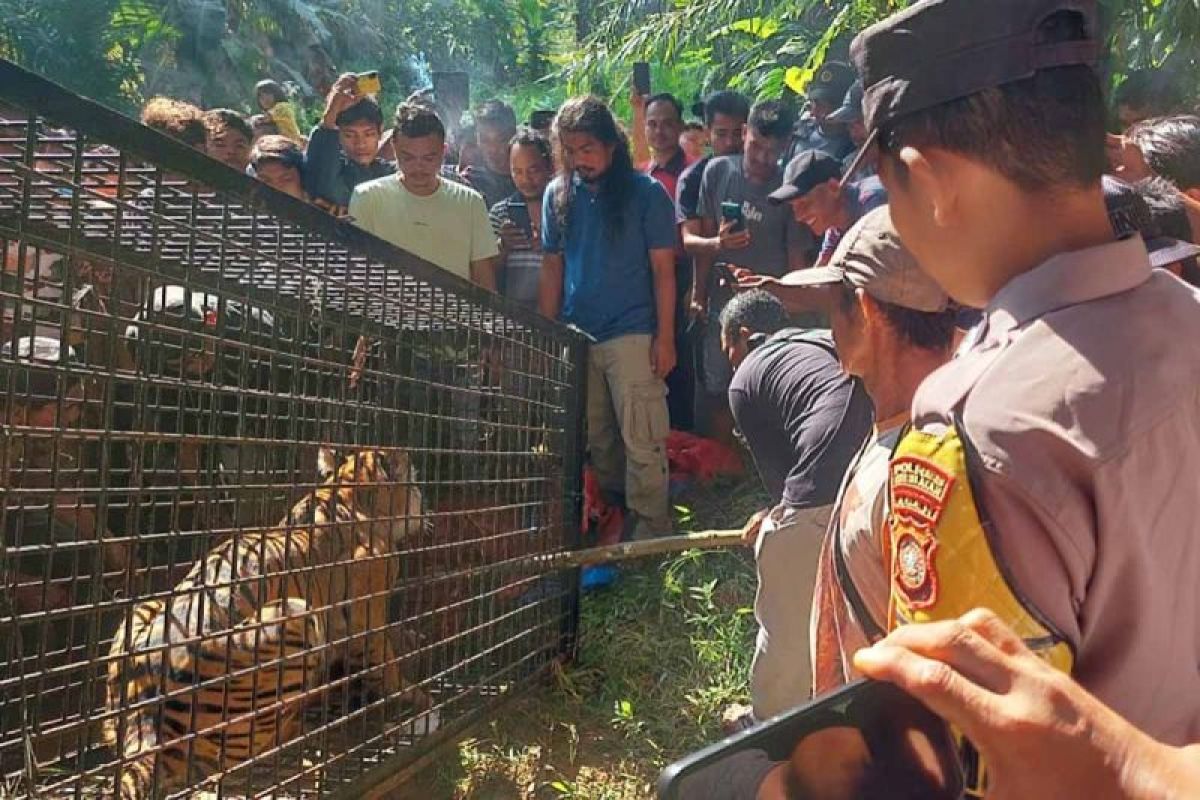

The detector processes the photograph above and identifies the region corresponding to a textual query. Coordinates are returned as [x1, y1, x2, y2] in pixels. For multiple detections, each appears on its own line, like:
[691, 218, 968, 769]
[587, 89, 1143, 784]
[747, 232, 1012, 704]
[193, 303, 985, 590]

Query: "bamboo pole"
[536, 528, 745, 571]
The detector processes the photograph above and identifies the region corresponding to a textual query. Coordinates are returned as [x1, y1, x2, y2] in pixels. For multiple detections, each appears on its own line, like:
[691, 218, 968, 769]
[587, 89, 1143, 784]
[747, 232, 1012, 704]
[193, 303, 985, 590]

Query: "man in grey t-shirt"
[686, 100, 812, 442]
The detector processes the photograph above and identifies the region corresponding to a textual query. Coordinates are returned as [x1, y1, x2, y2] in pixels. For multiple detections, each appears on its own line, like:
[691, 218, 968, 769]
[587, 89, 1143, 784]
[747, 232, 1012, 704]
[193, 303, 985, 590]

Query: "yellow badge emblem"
[890, 456, 955, 610]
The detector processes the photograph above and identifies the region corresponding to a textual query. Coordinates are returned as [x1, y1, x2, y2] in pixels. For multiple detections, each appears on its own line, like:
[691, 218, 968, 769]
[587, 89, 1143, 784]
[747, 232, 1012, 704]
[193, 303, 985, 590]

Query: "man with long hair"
[539, 97, 677, 539]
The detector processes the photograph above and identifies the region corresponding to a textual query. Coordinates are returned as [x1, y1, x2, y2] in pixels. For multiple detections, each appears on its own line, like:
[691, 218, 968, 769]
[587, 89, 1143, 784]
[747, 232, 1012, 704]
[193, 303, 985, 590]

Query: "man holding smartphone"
[305, 72, 394, 214]
[689, 101, 813, 444]
[489, 127, 553, 308]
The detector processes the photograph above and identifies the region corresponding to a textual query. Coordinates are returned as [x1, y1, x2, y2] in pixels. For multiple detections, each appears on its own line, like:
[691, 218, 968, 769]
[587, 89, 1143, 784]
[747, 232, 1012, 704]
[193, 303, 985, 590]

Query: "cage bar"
[0, 59, 585, 799]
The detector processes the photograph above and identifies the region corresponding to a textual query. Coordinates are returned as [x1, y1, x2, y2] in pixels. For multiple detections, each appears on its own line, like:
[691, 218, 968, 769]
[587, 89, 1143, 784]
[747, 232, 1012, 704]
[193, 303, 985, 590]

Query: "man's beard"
[577, 168, 602, 185]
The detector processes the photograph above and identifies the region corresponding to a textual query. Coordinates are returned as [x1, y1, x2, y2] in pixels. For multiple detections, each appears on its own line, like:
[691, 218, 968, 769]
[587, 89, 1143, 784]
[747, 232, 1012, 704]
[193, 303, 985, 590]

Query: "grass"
[405, 476, 769, 800]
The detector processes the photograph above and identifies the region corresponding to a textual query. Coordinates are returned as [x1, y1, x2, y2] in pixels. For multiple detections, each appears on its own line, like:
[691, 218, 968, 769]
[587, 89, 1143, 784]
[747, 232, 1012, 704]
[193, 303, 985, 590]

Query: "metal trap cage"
[0, 60, 587, 799]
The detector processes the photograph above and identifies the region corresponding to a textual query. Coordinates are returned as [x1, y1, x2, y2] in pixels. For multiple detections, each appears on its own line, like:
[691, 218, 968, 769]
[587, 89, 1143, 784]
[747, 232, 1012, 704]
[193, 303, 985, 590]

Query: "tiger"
[102, 448, 431, 799]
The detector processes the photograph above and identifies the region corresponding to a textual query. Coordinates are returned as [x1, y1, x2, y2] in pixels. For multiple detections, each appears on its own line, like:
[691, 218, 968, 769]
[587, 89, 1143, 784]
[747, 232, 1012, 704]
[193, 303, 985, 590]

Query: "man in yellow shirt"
[349, 103, 497, 289]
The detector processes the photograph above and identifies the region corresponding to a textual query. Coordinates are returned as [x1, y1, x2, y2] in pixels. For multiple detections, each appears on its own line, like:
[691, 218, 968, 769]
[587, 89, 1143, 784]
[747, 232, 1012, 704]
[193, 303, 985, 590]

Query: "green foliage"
[4, 0, 1199, 134]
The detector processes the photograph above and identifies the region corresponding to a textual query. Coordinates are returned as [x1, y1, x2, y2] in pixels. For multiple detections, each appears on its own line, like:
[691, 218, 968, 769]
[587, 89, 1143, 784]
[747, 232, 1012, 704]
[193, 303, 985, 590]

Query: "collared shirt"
[811, 422, 903, 695]
[541, 173, 676, 342]
[645, 148, 691, 203]
[911, 235, 1200, 745]
[647, 149, 692, 263]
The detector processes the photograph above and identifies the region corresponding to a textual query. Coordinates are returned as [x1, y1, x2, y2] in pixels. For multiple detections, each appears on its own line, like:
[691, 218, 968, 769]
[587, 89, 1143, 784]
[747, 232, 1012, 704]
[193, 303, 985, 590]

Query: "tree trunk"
[575, 0, 591, 42]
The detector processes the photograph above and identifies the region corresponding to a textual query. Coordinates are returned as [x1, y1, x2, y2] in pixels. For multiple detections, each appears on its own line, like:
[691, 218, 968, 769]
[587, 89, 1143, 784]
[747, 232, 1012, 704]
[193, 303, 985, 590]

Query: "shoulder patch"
[889, 456, 955, 610]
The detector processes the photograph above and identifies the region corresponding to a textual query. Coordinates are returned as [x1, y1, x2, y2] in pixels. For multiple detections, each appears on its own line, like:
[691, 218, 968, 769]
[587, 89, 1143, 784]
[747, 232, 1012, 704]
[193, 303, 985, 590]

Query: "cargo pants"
[586, 334, 671, 535]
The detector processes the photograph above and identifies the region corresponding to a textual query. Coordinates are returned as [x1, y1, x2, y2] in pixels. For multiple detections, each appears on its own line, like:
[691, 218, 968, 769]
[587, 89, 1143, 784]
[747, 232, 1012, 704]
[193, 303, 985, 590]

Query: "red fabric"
[582, 466, 624, 547]
[666, 430, 742, 483]
[580, 432, 739, 547]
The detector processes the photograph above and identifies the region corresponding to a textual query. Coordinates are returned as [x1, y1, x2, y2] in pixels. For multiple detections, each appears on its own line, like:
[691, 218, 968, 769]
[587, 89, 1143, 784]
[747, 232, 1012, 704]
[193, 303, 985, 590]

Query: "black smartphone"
[633, 62, 652, 96]
[721, 200, 745, 233]
[505, 199, 533, 241]
[657, 679, 964, 800]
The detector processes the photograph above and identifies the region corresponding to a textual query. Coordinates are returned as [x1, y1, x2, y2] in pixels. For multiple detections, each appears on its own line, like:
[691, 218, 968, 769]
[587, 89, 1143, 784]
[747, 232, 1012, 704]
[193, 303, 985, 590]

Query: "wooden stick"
[537, 528, 745, 571]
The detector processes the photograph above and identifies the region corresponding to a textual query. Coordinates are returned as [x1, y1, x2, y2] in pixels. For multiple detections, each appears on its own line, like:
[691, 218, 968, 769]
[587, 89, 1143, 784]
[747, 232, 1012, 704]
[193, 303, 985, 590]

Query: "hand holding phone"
[633, 62, 652, 97]
[355, 71, 381, 96]
[718, 202, 752, 250]
[658, 679, 963, 800]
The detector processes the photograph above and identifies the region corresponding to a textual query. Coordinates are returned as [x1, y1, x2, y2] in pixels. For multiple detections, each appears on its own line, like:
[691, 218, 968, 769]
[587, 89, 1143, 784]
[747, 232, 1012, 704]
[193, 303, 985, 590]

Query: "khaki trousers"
[586, 334, 670, 529]
[750, 502, 833, 720]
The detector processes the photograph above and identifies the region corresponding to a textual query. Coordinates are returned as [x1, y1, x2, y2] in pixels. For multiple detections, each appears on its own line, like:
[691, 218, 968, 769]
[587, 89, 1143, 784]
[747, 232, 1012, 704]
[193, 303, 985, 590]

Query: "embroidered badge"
[890, 456, 955, 610]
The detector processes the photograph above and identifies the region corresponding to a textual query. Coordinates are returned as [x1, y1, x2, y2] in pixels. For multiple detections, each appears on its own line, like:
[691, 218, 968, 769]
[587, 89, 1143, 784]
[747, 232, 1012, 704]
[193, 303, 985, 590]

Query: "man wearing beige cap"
[776, 206, 958, 696]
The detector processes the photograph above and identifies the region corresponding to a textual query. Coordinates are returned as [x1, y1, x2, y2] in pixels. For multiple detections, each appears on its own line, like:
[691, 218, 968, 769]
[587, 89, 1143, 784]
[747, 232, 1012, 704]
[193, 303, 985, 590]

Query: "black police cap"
[840, 0, 1102, 184]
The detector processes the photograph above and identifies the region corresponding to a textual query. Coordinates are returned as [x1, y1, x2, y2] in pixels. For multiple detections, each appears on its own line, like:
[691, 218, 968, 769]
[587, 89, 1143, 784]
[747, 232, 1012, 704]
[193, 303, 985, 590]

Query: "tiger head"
[318, 447, 424, 540]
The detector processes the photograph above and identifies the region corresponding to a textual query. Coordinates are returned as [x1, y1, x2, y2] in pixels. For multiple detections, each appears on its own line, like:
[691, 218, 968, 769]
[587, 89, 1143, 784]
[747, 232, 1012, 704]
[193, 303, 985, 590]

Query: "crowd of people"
[8, 0, 1200, 793]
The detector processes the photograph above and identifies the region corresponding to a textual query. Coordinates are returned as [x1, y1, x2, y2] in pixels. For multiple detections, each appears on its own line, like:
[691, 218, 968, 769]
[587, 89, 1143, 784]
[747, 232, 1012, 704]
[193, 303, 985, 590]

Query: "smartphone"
[721, 200, 745, 233]
[355, 71, 381, 96]
[505, 199, 534, 241]
[658, 679, 964, 800]
[633, 62, 652, 96]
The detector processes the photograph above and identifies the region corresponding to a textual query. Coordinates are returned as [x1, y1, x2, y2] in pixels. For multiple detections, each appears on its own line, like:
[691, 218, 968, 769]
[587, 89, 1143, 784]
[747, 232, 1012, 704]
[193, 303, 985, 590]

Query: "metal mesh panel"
[0, 60, 586, 799]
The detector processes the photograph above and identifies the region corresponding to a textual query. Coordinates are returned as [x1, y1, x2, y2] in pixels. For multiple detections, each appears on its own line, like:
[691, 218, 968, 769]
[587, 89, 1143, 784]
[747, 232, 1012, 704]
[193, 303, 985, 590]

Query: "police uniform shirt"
[905, 236, 1200, 745]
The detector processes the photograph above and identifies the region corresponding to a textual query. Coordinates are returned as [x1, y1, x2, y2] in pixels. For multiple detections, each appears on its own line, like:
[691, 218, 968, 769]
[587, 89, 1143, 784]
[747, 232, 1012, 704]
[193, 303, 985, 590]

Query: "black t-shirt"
[675, 154, 711, 225]
[728, 330, 874, 508]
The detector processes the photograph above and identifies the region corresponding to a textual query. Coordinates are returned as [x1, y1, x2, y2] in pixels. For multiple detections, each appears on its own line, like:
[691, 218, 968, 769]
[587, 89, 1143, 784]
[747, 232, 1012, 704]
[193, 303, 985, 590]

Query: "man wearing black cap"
[849, 0, 1200, 776]
[766, 150, 886, 266]
[783, 61, 856, 164]
[1104, 175, 1200, 278]
[826, 80, 873, 177]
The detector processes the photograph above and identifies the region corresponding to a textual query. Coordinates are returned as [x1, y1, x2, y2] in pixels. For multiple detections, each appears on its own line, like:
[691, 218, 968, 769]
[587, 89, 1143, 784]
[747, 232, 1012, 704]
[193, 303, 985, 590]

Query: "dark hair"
[703, 90, 751, 126]
[530, 109, 556, 130]
[838, 284, 957, 352]
[1126, 115, 1200, 190]
[336, 98, 384, 130]
[683, 121, 705, 133]
[203, 108, 252, 142]
[1136, 176, 1195, 241]
[476, 99, 518, 133]
[510, 126, 553, 166]
[879, 11, 1105, 191]
[394, 102, 446, 141]
[250, 134, 304, 172]
[140, 97, 207, 147]
[646, 93, 684, 120]
[255, 79, 288, 104]
[1115, 68, 1183, 119]
[719, 290, 789, 339]
[551, 96, 636, 235]
[748, 100, 794, 140]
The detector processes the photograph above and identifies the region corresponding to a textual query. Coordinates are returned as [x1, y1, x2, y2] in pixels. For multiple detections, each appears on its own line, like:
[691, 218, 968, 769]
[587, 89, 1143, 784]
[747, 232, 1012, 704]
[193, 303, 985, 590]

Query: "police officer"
[849, 0, 1200, 791]
[782, 61, 855, 165]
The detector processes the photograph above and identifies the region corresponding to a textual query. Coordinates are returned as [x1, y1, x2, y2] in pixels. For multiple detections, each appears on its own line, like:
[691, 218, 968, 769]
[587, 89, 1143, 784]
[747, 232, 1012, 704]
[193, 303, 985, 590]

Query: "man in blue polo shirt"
[539, 96, 677, 538]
